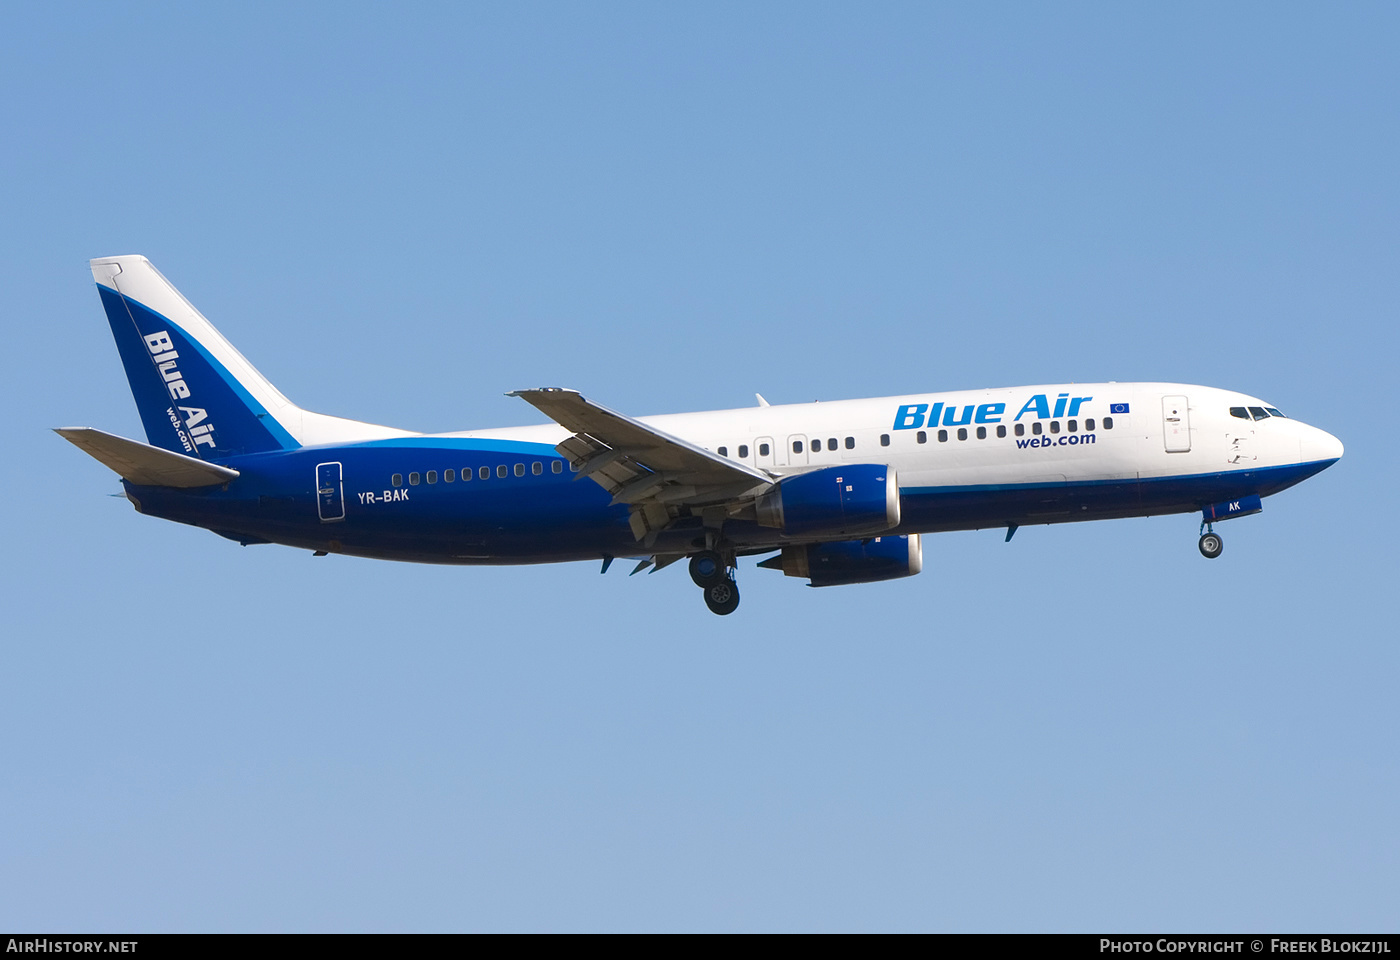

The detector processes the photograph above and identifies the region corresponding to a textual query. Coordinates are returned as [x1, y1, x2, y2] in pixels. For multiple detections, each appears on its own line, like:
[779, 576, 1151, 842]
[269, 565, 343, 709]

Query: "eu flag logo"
[1110, 403, 1130, 414]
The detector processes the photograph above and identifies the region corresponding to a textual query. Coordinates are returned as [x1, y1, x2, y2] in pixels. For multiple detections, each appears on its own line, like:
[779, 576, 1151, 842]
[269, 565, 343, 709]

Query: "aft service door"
[316, 461, 345, 522]
[1162, 396, 1191, 453]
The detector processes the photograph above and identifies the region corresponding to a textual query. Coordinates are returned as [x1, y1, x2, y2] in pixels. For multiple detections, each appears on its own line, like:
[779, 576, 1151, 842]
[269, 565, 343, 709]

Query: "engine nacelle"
[760, 534, 923, 587]
[754, 464, 900, 538]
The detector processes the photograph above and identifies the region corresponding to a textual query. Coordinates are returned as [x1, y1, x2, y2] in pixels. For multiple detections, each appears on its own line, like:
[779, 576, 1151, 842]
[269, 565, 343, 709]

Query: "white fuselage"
[457, 382, 1342, 510]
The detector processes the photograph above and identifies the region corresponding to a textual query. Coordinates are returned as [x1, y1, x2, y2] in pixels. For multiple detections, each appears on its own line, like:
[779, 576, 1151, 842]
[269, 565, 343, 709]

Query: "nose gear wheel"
[1198, 532, 1223, 559]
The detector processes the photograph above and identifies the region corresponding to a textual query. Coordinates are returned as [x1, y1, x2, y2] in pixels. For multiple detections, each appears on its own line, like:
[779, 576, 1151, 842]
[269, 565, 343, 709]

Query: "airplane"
[59, 255, 1344, 615]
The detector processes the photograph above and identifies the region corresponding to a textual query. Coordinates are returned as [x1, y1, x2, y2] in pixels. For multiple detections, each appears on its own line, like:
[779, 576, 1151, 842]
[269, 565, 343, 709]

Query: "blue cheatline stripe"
[334, 437, 561, 455]
[901, 459, 1338, 496]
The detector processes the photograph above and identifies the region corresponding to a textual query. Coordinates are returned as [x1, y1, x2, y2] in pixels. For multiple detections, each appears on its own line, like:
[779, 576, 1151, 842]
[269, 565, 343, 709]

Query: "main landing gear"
[689, 548, 740, 615]
[1198, 523, 1223, 559]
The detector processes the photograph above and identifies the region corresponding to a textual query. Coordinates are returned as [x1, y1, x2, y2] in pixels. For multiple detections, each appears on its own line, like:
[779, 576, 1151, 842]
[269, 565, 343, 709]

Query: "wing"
[508, 388, 773, 542]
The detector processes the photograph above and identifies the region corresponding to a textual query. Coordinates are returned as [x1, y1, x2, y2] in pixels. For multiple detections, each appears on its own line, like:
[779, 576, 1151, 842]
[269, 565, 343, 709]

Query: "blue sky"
[2, 2, 1396, 931]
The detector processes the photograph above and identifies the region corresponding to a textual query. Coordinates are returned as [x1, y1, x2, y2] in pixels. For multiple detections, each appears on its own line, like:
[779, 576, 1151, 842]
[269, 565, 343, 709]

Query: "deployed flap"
[55, 427, 240, 488]
[509, 388, 772, 539]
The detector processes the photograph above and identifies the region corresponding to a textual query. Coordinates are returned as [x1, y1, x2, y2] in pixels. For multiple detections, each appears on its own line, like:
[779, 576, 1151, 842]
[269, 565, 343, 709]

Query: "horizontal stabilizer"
[55, 427, 240, 488]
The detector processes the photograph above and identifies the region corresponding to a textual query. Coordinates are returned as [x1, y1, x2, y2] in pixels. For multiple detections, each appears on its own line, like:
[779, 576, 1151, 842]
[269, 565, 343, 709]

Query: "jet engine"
[758, 533, 922, 587]
[754, 464, 899, 538]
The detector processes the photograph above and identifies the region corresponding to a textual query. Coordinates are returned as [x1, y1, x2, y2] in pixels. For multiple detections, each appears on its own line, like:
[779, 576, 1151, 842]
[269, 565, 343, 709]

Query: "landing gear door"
[1162, 396, 1191, 453]
[316, 461, 345, 522]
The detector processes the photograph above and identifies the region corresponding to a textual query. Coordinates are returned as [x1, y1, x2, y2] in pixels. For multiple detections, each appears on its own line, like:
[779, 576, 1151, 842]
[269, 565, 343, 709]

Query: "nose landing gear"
[1198, 522, 1223, 559]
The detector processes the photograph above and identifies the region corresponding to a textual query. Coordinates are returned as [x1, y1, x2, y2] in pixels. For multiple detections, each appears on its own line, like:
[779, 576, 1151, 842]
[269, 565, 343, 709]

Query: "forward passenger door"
[1162, 396, 1191, 453]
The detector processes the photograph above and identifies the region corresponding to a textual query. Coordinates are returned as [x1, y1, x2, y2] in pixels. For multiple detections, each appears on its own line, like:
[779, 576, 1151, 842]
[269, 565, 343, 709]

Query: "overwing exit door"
[755, 437, 776, 469]
[787, 434, 809, 466]
[1162, 396, 1191, 453]
[316, 461, 345, 522]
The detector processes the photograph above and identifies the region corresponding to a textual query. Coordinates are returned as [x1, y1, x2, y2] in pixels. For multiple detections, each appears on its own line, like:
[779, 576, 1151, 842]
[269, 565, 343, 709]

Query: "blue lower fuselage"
[124, 437, 1338, 565]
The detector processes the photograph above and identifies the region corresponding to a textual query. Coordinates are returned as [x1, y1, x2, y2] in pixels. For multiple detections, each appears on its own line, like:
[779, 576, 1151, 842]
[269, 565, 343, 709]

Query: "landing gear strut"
[1198, 523, 1223, 559]
[690, 546, 740, 614]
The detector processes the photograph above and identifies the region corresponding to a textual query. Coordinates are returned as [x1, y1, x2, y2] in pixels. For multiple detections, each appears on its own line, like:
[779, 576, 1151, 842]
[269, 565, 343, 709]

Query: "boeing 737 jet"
[60, 256, 1344, 614]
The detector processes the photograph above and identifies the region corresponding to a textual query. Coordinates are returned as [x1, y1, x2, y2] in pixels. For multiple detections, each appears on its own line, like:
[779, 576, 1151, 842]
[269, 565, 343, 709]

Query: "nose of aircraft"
[1300, 425, 1344, 465]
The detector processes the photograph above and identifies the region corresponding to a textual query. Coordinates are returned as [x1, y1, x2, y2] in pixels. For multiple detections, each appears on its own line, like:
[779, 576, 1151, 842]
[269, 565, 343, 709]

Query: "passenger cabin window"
[462, 467, 472, 481]
[793, 440, 803, 454]
[739, 444, 749, 458]
[496, 465, 507, 479]
[552, 461, 563, 473]
[1248, 406, 1270, 420]
[811, 439, 821, 452]
[976, 426, 987, 439]
[1032, 422, 1043, 435]
[827, 438, 837, 450]
[1103, 417, 1114, 429]
[759, 443, 770, 456]
[392, 473, 403, 487]
[1230, 407, 1250, 419]
[514, 463, 525, 477]
[938, 429, 948, 442]
[916, 430, 927, 444]
[1068, 420, 1077, 433]
[409, 472, 421, 485]
[996, 425, 1006, 438]
[426, 470, 438, 484]
[880, 434, 890, 447]
[844, 437, 854, 449]
[1050, 421, 1060, 434]
[718, 446, 727, 457]
[445, 469, 455, 483]
[532, 462, 543, 475]
[957, 428, 968, 441]
[1015, 423, 1025, 437]
[1085, 419, 1095, 431]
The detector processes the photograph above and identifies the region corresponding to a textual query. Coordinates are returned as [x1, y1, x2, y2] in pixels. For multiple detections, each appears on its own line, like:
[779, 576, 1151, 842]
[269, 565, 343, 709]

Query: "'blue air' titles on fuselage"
[892, 393, 1095, 430]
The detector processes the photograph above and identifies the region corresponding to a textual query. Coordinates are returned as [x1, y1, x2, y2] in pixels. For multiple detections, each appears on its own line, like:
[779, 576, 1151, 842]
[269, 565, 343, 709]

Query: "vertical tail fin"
[90, 256, 414, 458]
[92, 256, 300, 458]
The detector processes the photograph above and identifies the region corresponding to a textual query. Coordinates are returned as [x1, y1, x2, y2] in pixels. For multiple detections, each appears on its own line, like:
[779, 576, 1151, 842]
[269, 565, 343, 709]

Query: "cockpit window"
[1229, 407, 1249, 419]
[1248, 406, 1269, 420]
[1265, 407, 1285, 418]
